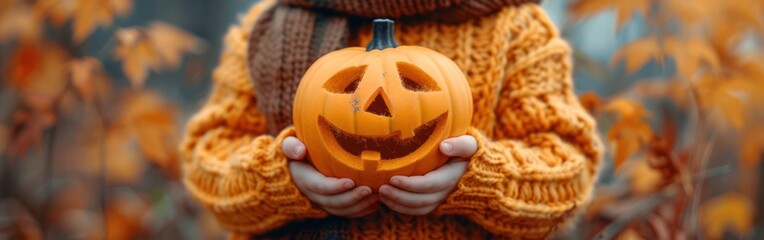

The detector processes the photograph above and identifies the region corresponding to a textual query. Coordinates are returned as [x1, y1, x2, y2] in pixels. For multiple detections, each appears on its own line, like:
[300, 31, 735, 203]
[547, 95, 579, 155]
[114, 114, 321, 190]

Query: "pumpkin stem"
[366, 19, 399, 51]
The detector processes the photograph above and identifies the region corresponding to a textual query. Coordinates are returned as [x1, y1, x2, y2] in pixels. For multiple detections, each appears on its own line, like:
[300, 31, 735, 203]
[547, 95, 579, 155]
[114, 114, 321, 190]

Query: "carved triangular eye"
[323, 65, 367, 93]
[397, 62, 440, 92]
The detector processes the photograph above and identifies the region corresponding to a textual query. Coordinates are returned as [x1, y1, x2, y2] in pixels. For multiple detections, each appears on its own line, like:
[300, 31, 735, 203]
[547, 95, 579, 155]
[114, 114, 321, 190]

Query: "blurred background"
[0, 0, 762, 239]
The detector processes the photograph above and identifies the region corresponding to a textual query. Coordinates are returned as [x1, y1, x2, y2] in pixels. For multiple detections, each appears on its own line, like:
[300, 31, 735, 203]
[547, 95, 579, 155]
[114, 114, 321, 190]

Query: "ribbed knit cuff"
[432, 127, 581, 238]
[185, 127, 327, 234]
[433, 128, 504, 217]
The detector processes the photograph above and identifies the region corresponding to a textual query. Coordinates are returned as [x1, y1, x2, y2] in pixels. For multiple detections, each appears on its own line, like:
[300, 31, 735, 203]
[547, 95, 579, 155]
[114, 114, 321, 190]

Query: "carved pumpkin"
[292, 19, 473, 190]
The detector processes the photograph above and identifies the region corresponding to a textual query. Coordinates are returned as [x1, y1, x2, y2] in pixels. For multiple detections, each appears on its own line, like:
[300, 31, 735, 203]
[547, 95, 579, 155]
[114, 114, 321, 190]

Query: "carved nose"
[365, 89, 392, 117]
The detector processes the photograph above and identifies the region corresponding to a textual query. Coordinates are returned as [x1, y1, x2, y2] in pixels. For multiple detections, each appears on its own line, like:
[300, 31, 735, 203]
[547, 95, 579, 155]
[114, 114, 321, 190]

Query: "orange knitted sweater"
[181, 1, 603, 239]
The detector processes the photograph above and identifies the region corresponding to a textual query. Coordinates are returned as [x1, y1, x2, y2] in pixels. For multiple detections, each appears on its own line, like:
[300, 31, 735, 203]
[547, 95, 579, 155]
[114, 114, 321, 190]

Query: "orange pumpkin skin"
[292, 19, 473, 190]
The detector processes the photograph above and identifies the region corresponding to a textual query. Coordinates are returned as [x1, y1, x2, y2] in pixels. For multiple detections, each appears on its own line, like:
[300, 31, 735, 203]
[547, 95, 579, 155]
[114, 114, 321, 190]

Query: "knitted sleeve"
[180, 0, 327, 235]
[434, 5, 603, 238]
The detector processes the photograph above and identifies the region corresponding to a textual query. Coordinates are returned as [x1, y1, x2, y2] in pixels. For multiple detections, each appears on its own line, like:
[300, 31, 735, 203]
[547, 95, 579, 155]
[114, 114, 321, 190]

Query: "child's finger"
[439, 135, 477, 158]
[379, 195, 438, 216]
[311, 186, 372, 209]
[389, 161, 467, 193]
[378, 185, 447, 208]
[289, 162, 354, 195]
[325, 194, 379, 217]
[305, 177, 355, 196]
[282, 136, 307, 160]
[347, 200, 380, 218]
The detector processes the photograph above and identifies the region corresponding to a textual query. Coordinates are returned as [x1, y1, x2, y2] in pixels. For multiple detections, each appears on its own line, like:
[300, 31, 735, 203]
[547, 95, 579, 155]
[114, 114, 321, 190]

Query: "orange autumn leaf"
[34, 0, 77, 26]
[613, 36, 720, 80]
[627, 159, 663, 195]
[4, 42, 69, 157]
[72, 0, 132, 42]
[8, 42, 70, 96]
[602, 98, 653, 168]
[737, 55, 764, 86]
[69, 57, 111, 101]
[147, 22, 202, 68]
[112, 91, 180, 179]
[695, 74, 761, 130]
[114, 22, 200, 88]
[663, 37, 720, 80]
[569, 0, 650, 30]
[665, 0, 763, 31]
[36, 0, 132, 42]
[616, 227, 645, 240]
[0, 0, 42, 43]
[630, 80, 692, 106]
[602, 97, 650, 119]
[578, 91, 603, 115]
[740, 127, 764, 168]
[607, 118, 652, 169]
[611, 36, 662, 74]
[661, 0, 715, 26]
[699, 192, 754, 239]
[104, 190, 150, 240]
[114, 28, 156, 86]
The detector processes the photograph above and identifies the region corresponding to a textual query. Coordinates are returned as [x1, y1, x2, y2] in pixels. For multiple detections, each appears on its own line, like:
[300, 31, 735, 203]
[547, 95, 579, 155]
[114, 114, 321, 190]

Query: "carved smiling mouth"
[318, 113, 447, 160]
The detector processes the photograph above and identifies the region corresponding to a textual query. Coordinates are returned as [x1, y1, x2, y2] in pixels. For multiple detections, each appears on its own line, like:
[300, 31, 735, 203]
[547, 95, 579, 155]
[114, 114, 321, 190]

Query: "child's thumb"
[282, 136, 307, 160]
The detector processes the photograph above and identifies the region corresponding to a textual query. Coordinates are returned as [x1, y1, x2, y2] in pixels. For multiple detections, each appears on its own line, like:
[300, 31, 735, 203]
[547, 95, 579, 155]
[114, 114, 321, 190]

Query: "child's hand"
[378, 135, 477, 216]
[282, 136, 380, 218]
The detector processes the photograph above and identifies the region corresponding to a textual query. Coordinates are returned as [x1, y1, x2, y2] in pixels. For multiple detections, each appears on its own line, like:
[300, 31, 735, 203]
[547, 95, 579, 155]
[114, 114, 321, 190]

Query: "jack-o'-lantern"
[292, 19, 473, 190]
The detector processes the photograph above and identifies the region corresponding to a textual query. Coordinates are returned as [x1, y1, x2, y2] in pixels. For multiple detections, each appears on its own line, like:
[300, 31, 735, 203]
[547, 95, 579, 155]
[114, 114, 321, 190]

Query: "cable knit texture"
[181, 0, 603, 238]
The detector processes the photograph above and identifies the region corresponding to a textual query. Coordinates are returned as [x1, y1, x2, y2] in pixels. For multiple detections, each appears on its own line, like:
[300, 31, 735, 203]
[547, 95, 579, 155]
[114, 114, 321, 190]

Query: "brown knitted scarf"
[247, 0, 541, 134]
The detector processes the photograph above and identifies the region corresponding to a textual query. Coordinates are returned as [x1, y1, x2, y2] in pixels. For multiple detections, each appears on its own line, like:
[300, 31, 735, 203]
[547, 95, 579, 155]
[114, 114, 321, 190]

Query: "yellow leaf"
[738, 56, 764, 85]
[603, 98, 653, 168]
[607, 118, 652, 168]
[628, 159, 663, 195]
[113, 22, 200, 88]
[696, 74, 756, 130]
[631, 79, 692, 106]
[114, 28, 156, 87]
[69, 57, 108, 100]
[147, 22, 200, 68]
[0, 0, 42, 43]
[68, 0, 132, 42]
[113, 91, 180, 179]
[613, 0, 649, 30]
[569, 0, 611, 19]
[611, 36, 662, 74]
[699, 192, 754, 239]
[663, 37, 720, 80]
[662, 0, 714, 25]
[570, 0, 650, 30]
[602, 98, 651, 119]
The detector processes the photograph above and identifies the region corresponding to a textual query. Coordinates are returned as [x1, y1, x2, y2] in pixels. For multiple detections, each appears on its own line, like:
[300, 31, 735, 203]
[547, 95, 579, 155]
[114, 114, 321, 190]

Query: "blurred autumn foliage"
[0, 0, 762, 239]
[1, 0, 223, 239]
[566, 0, 764, 239]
